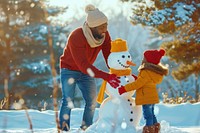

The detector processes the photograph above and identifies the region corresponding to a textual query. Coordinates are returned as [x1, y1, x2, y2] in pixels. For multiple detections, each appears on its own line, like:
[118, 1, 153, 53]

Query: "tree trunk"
[166, 79, 175, 98]
[48, 31, 60, 132]
[195, 74, 199, 102]
[43, 5, 60, 132]
[4, 37, 11, 109]
[4, 78, 9, 109]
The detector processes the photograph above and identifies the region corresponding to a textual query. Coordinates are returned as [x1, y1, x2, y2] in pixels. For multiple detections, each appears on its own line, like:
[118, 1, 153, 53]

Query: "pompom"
[85, 4, 96, 13]
[159, 49, 165, 56]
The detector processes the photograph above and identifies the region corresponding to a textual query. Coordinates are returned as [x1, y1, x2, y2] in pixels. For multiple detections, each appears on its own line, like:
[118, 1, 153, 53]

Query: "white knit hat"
[85, 4, 108, 28]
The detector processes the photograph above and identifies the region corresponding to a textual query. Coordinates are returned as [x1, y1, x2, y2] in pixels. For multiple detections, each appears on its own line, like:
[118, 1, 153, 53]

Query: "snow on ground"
[0, 103, 200, 133]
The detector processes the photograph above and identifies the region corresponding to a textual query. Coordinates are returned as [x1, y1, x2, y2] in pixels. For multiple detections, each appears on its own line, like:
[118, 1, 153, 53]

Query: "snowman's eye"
[128, 55, 130, 58]
[122, 55, 125, 58]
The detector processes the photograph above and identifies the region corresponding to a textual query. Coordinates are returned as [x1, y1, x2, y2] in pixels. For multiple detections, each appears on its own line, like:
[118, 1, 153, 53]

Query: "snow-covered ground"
[0, 102, 200, 133]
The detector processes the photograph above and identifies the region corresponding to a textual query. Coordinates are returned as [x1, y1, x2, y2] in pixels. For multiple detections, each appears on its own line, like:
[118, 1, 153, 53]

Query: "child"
[118, 49, 168, 133]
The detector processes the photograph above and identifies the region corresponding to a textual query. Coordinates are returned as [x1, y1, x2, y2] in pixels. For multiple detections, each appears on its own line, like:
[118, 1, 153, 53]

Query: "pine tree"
[122, 0, 200, 101]
[0, 0, 68, 109]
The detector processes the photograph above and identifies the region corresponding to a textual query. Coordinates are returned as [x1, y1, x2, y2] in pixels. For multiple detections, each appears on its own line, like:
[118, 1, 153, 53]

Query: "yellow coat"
[124, 69, 163, 105]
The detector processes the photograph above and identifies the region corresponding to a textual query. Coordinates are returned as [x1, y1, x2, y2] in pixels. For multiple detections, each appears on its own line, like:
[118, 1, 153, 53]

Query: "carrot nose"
[126, 61, 136, 66]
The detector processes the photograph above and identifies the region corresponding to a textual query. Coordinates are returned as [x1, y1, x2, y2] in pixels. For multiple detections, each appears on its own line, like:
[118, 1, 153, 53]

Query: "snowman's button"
[130, 118, 133, 122]
[127, 80, 129, 82]
[131, 111, 133, 114]
[130, 103, 132, 106]
[127, 99, 130, 102]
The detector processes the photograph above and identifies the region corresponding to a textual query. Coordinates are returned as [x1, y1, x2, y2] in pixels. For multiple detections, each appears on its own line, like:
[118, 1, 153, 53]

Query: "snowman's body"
[95, 79, 142, 133]
[86, 39, 142, 133]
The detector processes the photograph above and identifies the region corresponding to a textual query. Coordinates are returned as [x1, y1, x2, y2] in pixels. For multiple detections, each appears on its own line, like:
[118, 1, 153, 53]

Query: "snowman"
[85, 38, 142, 133]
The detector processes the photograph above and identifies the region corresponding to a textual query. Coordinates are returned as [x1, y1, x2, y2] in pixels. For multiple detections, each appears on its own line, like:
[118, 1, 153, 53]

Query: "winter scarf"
[138, 61, 168, 76]
[96, 68, 132, 104]
[82, 22, 105, 48]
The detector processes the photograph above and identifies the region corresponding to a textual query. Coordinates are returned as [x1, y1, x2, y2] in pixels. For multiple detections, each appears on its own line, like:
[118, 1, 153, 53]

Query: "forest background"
[0, 0, 199, 111]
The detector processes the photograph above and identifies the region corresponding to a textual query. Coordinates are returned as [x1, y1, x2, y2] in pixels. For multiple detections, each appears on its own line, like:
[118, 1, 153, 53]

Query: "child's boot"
[154, 123, 161, 133]
[142, 125, 155, 133]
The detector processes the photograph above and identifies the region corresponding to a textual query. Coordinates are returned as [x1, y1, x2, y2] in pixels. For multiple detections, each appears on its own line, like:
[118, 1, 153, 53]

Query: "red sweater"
[60, 27, 111, 80]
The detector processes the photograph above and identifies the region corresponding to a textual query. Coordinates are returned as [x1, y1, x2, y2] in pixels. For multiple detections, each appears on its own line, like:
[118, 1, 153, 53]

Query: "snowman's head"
[108, 38, 135, 70]
[108, 52, 133, 70]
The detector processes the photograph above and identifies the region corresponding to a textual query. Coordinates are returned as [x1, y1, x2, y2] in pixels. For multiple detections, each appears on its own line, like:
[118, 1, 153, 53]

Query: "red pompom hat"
[144, 49, 165, 65]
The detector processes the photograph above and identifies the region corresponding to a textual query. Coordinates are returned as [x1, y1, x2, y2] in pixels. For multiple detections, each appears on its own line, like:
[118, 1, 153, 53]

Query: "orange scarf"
[96, 68, 132, 104]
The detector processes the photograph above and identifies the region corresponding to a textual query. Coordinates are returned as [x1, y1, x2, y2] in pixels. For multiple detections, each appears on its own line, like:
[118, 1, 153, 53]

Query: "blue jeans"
[59, 68, 97, 131]
[142, 104, 158, 126]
